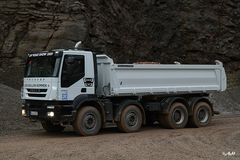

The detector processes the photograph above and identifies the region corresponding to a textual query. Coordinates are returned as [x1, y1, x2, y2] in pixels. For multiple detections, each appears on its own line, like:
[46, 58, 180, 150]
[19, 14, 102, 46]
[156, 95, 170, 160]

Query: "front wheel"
[188, 102, 212, 127]
[117, 105, 143, 133]
[159, 102, 188, 129]
[41, 120, 65, 132]
[73, 106, 102, 136]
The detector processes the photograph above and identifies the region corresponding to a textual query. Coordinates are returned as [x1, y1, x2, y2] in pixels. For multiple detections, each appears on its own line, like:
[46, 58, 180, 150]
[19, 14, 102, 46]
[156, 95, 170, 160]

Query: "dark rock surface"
[0, 0, 240, 70]
[0, 0, 87, 66]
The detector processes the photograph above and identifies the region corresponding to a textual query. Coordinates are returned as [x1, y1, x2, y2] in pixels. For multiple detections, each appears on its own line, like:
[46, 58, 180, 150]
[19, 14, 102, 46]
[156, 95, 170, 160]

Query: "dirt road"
[0, 115, 239, 160]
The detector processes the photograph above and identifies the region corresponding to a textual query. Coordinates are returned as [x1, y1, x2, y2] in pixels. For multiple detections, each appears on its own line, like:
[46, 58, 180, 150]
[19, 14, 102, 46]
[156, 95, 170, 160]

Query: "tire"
[41, 120, 65, 132]
[188, 102, 212, 127]
[159, 102, 188, 129]
[73, 106, 102, 136]
[118, 105, 143, 133]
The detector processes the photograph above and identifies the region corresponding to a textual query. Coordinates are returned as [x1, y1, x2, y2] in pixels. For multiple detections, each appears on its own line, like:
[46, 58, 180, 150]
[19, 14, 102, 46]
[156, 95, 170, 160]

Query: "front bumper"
[22, 100, 75, 123]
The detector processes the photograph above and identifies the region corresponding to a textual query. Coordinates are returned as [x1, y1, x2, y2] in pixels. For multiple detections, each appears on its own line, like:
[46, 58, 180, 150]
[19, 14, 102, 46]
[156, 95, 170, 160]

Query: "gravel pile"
[0, 66, 23, 90]
[0, 84, 40, 135]
[211, 87, 240, 114]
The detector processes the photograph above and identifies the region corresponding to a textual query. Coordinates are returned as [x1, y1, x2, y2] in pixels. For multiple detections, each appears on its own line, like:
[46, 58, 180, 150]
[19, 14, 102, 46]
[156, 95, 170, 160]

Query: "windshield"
[25, 56, 61, 77]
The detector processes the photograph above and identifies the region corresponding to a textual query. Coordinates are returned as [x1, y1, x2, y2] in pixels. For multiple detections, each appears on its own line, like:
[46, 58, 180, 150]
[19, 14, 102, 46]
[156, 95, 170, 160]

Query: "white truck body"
[21, 48, 227, 135]
[97, 55, 227, 97]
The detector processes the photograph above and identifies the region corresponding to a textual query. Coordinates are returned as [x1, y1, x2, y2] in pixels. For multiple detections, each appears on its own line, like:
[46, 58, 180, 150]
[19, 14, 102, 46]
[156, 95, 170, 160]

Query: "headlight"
[21, 109, 26, 116]
[47, 111, 54, 117]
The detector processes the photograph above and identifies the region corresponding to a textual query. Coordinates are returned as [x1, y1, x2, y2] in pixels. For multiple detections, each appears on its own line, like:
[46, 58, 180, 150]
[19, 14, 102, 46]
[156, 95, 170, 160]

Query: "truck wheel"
[41, 120, 65, 132]
[118, 105, 143, 133]
[160, 102, 188, 129]
[188, 102, 212, 127]
[73, 106, 102, 136]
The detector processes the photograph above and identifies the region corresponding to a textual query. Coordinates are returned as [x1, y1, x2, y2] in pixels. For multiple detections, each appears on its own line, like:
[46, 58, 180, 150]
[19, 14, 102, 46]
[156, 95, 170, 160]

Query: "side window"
[61, 55, 85, 87]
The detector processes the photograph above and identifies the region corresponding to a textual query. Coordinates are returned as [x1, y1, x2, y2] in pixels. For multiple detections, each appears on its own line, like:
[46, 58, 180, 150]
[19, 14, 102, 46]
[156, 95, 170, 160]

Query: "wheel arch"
[73, 94, 106, 124]
[161, 97, 189, 114]
[114, 100, 146, 125]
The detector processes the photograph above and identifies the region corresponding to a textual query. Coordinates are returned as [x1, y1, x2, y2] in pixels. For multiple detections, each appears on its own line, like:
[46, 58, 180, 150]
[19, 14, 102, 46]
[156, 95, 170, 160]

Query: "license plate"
[30, 111, 38, 116]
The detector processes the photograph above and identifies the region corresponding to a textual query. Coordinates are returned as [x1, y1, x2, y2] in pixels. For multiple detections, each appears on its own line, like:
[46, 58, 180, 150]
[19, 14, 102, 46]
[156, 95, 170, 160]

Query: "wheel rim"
[172, 109, 185, 125]
[126, 111, 138, 127]
[197, 107, 209, 123]
[83, 113, 96, 129]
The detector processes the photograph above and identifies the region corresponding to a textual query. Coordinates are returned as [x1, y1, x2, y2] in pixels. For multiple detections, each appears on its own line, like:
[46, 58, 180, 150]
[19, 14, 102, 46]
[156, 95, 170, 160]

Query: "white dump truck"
[21, 45, 227, 136]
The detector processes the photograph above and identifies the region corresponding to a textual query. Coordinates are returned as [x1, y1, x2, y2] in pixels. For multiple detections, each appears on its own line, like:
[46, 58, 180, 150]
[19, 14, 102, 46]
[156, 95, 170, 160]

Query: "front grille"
[28, 94, 46, 97]
[27, 89, 47, 92]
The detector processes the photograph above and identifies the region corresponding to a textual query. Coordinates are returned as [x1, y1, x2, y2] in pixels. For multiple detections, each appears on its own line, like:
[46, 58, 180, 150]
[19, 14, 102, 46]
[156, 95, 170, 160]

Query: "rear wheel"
[159, 102, 188, 129]
[73, 106, 102, 136]
[118, 105, 143, 133]
[188, 102, 212, 127]
[41, 120, 65, 132]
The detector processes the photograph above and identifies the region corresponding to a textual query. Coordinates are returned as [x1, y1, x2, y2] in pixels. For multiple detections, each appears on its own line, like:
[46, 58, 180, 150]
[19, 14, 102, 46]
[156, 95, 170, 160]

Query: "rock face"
[0, 0, 87, 66]
[0, 0, 240, 70]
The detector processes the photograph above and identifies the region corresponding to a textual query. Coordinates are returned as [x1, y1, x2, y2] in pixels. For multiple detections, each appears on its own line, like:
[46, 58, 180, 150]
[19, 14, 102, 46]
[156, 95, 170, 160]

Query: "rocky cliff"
[0, 0, 240, 70]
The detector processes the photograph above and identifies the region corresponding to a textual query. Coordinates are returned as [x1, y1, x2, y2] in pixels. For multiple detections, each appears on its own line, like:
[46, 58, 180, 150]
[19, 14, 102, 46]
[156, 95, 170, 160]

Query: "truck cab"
[22, 50, 96, 101]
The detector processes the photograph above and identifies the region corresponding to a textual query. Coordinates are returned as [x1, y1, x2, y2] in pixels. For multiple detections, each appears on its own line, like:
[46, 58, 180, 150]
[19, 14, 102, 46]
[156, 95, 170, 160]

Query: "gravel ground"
[0, 115, 239, 160]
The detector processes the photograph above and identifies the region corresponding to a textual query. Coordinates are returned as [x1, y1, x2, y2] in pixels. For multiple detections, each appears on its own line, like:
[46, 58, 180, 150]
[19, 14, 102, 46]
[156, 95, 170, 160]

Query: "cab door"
[59, 54, 93, 101]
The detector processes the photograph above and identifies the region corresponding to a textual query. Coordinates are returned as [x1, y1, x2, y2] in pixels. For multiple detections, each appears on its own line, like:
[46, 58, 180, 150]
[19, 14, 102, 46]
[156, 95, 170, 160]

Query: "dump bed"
[96, 55, 227, 97]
